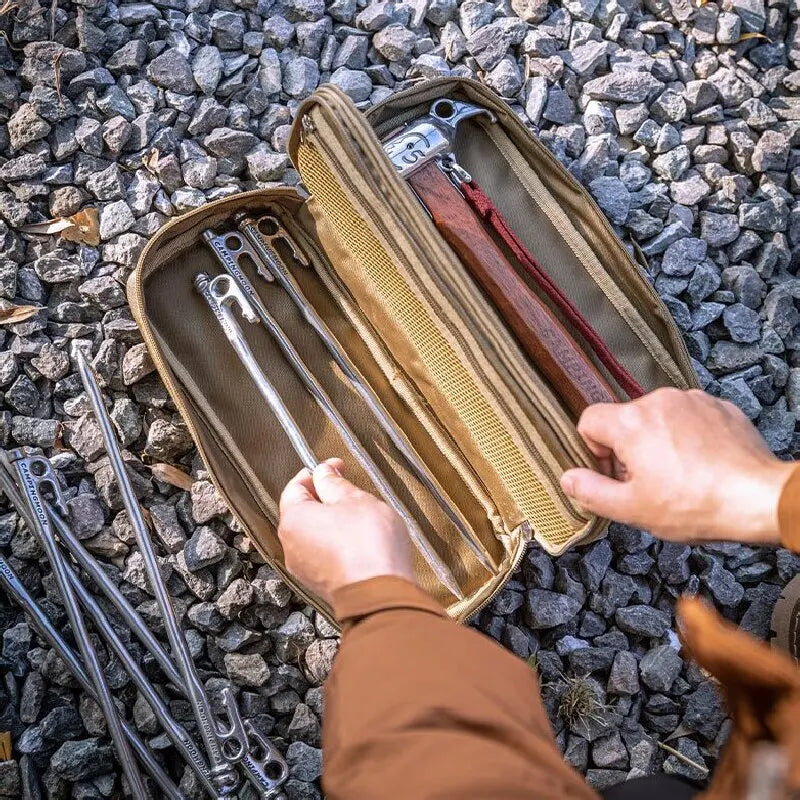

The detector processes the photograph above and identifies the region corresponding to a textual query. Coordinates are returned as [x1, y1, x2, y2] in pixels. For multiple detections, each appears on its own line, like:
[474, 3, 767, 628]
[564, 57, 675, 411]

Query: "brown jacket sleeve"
[679, 597, 800, 799]
[323, 575, 599, 800]
[778, 463, 800, 553]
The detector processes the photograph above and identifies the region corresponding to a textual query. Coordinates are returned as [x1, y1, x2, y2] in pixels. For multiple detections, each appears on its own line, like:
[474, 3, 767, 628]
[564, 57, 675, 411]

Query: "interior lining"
[138, 195, 510, 609]
[456, 121, 684, 390]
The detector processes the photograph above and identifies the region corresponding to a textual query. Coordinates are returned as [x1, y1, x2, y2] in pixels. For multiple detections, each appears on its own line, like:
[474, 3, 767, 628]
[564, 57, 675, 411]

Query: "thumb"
[312, 460, 357, 504]
[560, 468, 634, 520]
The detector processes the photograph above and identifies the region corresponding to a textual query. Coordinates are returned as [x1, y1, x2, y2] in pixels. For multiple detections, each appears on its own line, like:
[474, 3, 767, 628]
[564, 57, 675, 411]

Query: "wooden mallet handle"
[408, 160, 616, 417]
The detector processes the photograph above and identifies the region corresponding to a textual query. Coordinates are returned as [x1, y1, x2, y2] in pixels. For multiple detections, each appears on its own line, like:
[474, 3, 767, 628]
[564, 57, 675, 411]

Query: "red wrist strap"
[460, 179, 645, 400]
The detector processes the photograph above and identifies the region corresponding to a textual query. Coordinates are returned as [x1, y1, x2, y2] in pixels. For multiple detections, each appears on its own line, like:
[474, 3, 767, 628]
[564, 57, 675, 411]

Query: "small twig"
[49, 0, 55, 40]
[0, 0, 22, 16]
[656, 741, 709, 774]
[0, 29, 24, 51]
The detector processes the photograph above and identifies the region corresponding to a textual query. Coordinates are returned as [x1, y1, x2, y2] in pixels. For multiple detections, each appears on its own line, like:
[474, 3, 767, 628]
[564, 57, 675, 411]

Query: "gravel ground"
[0, 0, 798, 796]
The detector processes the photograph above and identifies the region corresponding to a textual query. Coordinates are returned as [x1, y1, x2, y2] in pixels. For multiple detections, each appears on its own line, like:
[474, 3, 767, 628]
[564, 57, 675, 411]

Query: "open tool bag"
[127, 78, 698, 623]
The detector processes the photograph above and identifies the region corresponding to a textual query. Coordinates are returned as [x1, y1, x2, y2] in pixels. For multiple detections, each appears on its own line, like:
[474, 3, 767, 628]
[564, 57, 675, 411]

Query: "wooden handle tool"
[408, 160, 617, 417]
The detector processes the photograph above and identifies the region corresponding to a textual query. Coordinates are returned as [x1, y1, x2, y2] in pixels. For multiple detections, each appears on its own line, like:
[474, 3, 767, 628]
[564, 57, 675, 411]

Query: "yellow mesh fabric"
[297, 142, 576, 546]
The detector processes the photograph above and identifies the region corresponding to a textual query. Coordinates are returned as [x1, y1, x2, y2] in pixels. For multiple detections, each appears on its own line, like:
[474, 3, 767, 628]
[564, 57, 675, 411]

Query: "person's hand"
[278, 458, 416, 604]
[560, 388, 795, 544]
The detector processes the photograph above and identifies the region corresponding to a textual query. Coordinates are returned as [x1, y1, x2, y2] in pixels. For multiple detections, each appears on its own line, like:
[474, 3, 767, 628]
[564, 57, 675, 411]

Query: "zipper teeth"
[366, 76, 462, 135]
[467, 533, 528, 620]
[310, 100, 585, 519]
[468, 507, 614, 618]
[361, 79, 696, 385]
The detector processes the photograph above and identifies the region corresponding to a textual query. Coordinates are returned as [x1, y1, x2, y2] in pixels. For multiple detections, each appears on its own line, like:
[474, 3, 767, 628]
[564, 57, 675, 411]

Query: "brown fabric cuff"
[778, 464, 800, 553]
[332, 576, 446, 625]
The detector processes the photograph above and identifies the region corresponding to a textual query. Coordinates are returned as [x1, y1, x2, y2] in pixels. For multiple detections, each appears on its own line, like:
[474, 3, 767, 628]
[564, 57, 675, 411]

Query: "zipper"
[467, 527, 529, 621]
[468, 506, 610, 619]
[299, 117, 316, 144]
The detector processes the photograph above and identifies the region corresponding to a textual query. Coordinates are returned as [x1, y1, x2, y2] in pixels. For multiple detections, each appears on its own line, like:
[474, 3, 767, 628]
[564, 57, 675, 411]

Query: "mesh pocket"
[298, 142, 577, 547]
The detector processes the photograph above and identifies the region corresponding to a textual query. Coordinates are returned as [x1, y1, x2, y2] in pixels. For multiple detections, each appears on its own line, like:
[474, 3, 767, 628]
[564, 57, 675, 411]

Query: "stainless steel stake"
[195, 271, 464, 601]
[0, 453, 287, 799]
[76, 353, 244, 794]
[194, 271, 318, 470]
[0, 556, 184, 800]
[9, 450, 150, 800]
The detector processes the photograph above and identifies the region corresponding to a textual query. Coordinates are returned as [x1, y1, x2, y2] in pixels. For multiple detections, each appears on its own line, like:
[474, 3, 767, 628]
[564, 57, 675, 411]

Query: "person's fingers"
[313, 460, 359, 504]
[324, 457, 346, 474]
[279, 467, 317, 512]
[560, 467, 636, 520]
[576, 403, 629, 457]
[594, 452, 614, 478]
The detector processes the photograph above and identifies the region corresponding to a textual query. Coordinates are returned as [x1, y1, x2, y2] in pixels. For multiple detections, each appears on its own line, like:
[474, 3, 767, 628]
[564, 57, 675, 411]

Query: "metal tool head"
[214, 686, 250, 763]
[383, 98, 497, 179]
[242, 720, 290, 797]
[208, 274, 259, 324]
[8, 450, 69, 518]
[239, 214, 310, 269]
[203, 228, 274, 284]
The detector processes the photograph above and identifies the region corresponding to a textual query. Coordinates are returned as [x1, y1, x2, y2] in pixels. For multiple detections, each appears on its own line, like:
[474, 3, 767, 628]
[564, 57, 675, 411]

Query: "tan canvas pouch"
[128, 78, 697, 624]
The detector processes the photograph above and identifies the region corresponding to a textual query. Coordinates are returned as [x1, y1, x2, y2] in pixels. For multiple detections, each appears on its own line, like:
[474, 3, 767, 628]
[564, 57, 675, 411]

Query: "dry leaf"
[0, 304, 41, 325]
[61, 207, 100, 246]
[0, 732, 10, 761]
[142, 149, 160, 174]
[738, 31, 770, 40]
[51, 422, 67, 452]
[150, 463, 194, 491]
[663, 723, 693, 743]
[20, 208, 100, 246]
[19, 218, 73, 235]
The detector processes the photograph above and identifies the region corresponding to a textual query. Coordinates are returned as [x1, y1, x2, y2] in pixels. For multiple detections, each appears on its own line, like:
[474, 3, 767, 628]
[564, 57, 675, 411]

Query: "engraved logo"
[384, 131, 432, 169]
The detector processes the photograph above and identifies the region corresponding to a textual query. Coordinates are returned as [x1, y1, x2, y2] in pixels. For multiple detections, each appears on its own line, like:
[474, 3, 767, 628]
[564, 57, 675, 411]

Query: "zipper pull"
[437, 156, 473, 196]
[300, 117, 316, 145]
[442, 156, 473, 185]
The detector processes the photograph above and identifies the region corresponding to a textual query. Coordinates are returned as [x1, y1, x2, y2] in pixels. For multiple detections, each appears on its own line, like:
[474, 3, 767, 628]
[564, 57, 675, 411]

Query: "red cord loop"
[460, 179, 645, 400]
